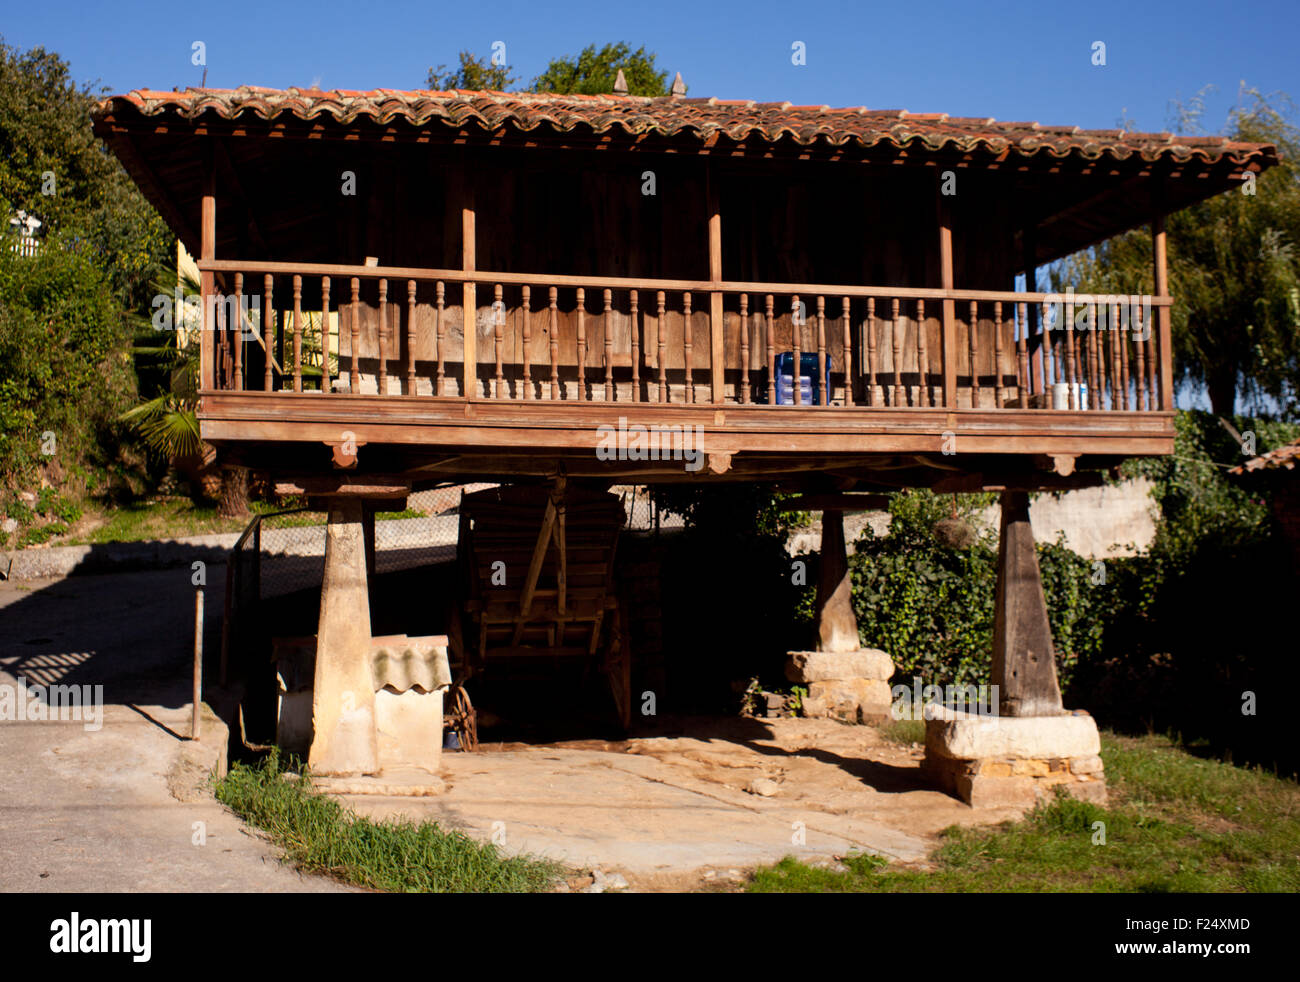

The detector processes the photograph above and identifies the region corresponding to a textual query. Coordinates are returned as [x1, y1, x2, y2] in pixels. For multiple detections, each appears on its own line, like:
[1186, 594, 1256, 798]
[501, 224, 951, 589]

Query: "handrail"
[196, 258, 1172, 307]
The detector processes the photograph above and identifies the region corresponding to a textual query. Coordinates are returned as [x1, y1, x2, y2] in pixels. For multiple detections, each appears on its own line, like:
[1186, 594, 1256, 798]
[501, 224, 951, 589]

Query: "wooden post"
[708, 174, 725, 404]
[362, 500, 377, 578]
[191, 587, 203, 741]
[1153, 212, 1173, 411]
[200, 152, 216, 393]
[815, 510, 860, 653]
[991, 491, 1063, 717]
[1022, 222, 1039, 397]
[462, 195, 477, 399]
[938, 195, 957, 409]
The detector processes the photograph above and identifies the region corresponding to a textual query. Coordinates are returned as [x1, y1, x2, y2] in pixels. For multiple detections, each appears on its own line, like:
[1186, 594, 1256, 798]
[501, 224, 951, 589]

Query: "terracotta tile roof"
[1230, 437, 1300, 475]
[94, 86, 1278, 167]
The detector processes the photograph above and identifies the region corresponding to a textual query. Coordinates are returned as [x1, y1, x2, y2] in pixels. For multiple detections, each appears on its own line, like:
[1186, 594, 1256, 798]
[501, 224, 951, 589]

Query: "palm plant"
[120, 267, 248, 515]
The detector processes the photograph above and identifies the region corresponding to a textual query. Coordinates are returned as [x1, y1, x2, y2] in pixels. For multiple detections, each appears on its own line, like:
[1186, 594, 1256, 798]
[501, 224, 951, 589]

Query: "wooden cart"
[449, 479, 631, 730]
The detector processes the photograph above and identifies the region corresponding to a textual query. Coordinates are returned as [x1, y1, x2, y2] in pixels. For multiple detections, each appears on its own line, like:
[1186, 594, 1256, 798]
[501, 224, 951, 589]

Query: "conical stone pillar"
[308, 498, 380, 775]
[788, 508, 893, 722]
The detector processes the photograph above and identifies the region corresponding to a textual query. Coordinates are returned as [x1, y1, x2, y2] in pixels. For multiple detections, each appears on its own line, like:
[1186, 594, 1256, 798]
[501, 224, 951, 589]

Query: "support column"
[814, 509, 859, 653]
[991, 490, 1063, 717]
[309, 498, 380, 775]
[362, 500, 377, 579]
[786, 507, 893, 722]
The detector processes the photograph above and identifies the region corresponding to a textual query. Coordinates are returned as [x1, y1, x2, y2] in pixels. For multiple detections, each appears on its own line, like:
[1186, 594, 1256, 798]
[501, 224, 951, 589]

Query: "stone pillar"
[922, 490, 1105, 810]
[789, 508, 894, 722]
[308, 498, 380, 775]
[991, 490, 1063, 717]
[815, 509, 859, 653]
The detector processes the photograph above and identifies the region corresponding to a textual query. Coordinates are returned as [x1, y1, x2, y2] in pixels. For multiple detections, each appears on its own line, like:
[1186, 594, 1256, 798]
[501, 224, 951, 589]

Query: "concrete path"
[0, 569, 347, 892]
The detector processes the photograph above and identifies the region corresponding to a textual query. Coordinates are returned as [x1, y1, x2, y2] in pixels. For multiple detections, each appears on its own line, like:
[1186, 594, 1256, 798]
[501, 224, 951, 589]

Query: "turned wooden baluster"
[604, 288, 614, 402]
[968, 300, 980, 409]
[866, 297, 877, 406]
[1042, 305, 1056, 400]
[739, 294, 751, 404]
[1110, 301, 1122, 410]
[1145, 305, 1158, 411]
[232, 273, 244, 391]
[377, 278, 388, 395]
[1016, 300, 1030, 404]
[1064, 296, 1077, 409]
[319, 276, 329, 395]
[521, 285, 532, 400]
[891, 298, 903, 406]
[1086, 299, 1097, 411]
[993, 300, 1004, 408]
[291, 275, 303, 393]
[576, 287, 586, 401]
[683, 291, 694, 404]
[657, 291, 668, 403]
[816, 296, 827, 406]
[549, 286, 560, 400]
[842, 297, 853, 407]
[435, 282, 446, 396]
[791, 294, 801, 406]
[765, 294, 776, 404]
[349, 277, 360, 393]
[493, 284, 505, 399]
[406, 280, 417, 396]
[630, 290, 640, 403]
[1133, 302, 1147, 411]
[263, 274, 275, 391]
[916, 298, 929, 408]
[1119, 308, 1131, 410]
[217, 284, 229, 389]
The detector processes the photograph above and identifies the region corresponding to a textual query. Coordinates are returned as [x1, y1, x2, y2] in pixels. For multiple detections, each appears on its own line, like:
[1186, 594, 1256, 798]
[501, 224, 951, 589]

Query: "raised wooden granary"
[93, 86, 1277, 780]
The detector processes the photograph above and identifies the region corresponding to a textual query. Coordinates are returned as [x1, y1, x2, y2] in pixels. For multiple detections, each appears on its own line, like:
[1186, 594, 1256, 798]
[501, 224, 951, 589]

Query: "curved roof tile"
[94, 86, 1278, 167]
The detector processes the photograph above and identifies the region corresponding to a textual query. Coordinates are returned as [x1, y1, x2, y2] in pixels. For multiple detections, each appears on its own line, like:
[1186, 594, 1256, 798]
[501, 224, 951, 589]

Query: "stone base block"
[922, 708, 1107, 809]
[802, 678, 893, 724]
[786, 649, 894, 684]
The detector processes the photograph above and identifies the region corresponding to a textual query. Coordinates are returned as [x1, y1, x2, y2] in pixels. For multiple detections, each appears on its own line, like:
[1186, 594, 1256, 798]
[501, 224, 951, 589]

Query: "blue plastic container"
[770, 352, 832, 405]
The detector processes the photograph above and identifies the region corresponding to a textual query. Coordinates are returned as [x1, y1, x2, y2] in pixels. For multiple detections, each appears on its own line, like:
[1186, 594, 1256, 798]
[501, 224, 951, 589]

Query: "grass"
[215, 751, 563, 893]
[748, 732, 1300, 893]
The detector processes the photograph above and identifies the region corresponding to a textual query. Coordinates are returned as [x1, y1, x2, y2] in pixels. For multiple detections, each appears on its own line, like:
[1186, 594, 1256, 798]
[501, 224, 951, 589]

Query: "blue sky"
[5, 0, 1298, 137]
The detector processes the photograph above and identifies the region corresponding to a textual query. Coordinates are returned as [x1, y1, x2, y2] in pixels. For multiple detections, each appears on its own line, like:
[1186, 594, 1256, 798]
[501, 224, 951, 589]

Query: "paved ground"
[0, 568, 347, 892]
[340, 717, 1013, 891]
[1, 566, 1006, 893]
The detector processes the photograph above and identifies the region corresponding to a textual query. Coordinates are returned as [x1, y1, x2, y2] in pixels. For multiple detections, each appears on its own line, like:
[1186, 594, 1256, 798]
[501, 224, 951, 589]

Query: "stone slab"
[924, 706, 1100, 761]
[785, 648, 894, 684]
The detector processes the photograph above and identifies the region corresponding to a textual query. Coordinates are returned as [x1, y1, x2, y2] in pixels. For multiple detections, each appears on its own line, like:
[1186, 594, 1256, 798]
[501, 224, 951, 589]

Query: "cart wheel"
[445, 684, 478, 752]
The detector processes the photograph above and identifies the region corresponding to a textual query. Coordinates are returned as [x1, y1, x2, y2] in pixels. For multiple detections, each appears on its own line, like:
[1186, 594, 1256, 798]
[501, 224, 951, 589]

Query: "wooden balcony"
[196, 258, 1176, 484]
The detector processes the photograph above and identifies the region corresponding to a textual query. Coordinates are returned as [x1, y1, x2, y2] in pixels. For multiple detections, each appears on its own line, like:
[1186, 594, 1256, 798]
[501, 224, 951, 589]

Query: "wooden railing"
[198, 259, 1175, 412]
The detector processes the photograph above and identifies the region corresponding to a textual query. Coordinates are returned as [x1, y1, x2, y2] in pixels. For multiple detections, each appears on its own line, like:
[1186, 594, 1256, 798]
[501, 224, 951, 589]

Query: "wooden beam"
[782, 493, 891, 511]
[708, 170, 725, 404]
[938, 194, 957, 408]
[991, 490, 1063, 716]
[200, 150, 216, 392]
[461, 179, 477, 399]
[516, 494, 559, 625]
[1022, 220, 1040, 395]
[1152, 211, 1173, 411]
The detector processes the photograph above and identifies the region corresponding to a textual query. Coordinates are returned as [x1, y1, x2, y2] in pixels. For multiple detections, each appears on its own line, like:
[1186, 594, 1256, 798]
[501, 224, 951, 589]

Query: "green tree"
[533, 42, 669, 97]
[427, 43, 671, 97]
[1054, 86, 1300, 419]
[0, 37, 171, 310]
[427, 50, 517, 91]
